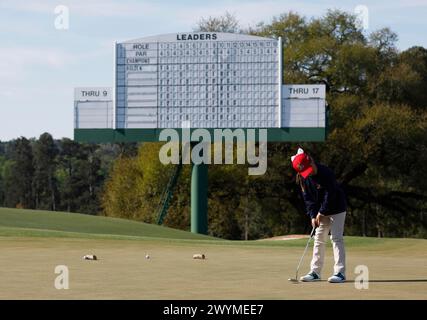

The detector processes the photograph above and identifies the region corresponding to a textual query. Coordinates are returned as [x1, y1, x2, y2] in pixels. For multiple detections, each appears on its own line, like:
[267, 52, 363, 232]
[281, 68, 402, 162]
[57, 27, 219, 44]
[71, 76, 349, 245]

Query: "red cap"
[291, 148, 314, 178]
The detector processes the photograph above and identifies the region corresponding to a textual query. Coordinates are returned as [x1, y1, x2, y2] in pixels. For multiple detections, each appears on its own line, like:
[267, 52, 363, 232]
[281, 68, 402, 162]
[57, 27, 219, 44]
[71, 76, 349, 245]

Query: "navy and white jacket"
[301, 162, 347, 219]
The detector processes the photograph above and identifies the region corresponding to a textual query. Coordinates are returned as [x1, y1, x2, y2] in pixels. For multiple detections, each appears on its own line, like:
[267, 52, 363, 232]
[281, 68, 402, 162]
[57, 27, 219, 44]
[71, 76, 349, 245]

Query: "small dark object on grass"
[83, 254, 97, 260]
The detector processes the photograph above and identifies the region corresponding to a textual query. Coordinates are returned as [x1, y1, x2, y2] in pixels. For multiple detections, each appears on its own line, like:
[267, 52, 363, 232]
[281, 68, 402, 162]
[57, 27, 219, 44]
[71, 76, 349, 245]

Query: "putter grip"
[310, 227, 316, 237]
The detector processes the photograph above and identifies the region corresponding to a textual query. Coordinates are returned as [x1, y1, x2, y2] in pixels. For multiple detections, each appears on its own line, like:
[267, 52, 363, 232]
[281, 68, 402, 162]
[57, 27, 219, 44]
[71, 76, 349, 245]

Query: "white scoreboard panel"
[115, 33, 282, 129]
[282, 85, 326, 128]
[74, 87, 113, 129]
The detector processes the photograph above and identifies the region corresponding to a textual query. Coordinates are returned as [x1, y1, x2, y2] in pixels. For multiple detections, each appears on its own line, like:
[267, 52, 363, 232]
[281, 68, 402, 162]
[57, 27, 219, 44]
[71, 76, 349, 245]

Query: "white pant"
[310, 211, 346, 276]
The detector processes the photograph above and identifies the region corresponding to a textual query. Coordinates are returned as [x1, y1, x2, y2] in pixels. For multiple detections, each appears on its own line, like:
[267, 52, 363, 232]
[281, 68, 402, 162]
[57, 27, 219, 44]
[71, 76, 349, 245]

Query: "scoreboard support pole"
[191, 162, 208, 235]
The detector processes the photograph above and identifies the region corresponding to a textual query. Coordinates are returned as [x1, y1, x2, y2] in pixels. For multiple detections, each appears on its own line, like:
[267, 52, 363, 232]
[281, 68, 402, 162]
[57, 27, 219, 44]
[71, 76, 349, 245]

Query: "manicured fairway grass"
[0, 208, 426, 299]
[0, 207, 216, 241]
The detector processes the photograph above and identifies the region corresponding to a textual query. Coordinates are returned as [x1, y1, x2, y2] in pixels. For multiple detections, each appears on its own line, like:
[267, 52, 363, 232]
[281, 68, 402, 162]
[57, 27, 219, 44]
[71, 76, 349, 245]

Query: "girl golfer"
[291, 148, 347, 283]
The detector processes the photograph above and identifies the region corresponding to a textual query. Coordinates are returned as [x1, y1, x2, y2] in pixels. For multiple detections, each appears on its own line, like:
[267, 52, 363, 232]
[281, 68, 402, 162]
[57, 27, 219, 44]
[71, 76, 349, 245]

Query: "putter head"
[288, 278, 300, 284]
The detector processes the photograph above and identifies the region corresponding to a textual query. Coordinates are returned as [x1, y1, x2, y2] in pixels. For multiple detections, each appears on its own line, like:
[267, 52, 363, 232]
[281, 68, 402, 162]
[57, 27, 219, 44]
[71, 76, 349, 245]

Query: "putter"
[288, 226, 316, 283]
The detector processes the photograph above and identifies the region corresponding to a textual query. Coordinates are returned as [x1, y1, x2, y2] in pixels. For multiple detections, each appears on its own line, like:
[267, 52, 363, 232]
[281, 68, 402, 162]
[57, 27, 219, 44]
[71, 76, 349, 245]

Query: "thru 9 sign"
[115, 32, 282, 129]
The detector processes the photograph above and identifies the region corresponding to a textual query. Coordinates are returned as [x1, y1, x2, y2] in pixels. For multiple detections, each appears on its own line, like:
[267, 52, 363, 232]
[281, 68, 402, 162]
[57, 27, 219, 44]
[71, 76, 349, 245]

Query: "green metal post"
[191, 162, 208, 234]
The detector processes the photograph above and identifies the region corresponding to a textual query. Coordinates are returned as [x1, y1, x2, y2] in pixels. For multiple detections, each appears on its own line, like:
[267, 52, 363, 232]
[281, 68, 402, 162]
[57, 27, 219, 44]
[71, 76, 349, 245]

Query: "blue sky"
[0, 0, 426, 141]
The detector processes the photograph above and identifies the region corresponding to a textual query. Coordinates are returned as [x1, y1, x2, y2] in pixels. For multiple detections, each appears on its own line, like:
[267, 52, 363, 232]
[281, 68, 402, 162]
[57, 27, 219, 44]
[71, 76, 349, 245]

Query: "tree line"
[1, 10, 426, 239]
[0, 135, 137, 214]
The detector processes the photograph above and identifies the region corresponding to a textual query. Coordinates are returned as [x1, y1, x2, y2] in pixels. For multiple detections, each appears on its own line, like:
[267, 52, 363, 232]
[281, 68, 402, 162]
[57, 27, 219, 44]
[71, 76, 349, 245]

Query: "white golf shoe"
[328, 273, 346, 283]
[300, 271, 321, 282]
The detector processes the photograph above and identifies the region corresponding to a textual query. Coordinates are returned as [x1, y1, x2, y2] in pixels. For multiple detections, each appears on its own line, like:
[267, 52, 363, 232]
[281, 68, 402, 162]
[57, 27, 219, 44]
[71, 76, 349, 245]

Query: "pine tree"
[33, 133, 58, 210]
[4, 137, 34, 208]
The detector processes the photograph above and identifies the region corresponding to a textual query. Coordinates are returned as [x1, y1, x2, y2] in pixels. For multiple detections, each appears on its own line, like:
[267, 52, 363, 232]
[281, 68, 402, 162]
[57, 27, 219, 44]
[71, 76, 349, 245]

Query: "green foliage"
[55, 139, 112, 214]
[102, 143, 174, 222]
[0, 137, 122, 215]
[0, 155, 5, 205]
[4, 137, 34, 208]
[32, 133, 58, 210]
[396, 46, 427, 108]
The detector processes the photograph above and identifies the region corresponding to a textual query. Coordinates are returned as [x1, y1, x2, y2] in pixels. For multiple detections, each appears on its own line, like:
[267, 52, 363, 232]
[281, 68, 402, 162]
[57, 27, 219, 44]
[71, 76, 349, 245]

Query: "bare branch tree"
[194, 12, 240, 33]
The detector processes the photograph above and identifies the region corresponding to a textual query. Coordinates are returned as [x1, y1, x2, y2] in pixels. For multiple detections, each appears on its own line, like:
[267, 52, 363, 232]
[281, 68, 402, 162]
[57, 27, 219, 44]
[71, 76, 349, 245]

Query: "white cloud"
[0, 0, 53, 14]
[0, 82, 74, 140]
[0, 45, 109, 83]
[392, 0, 427, 8]
[2, 0, 426, 21]
[0, 47, 70, 81]
[0, 0, 338, 20]
[0, 0, 162, 17]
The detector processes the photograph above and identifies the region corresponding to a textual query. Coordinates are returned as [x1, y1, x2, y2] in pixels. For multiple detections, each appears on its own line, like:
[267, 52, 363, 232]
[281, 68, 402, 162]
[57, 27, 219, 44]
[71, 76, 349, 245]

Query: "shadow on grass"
[321, 279, 427, 283]
[290, 279, 427, 285]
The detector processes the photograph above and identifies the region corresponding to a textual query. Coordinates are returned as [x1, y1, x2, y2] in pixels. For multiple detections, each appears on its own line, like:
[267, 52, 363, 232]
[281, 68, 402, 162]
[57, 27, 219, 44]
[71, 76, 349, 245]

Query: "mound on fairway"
[0, 207, 216, 241]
